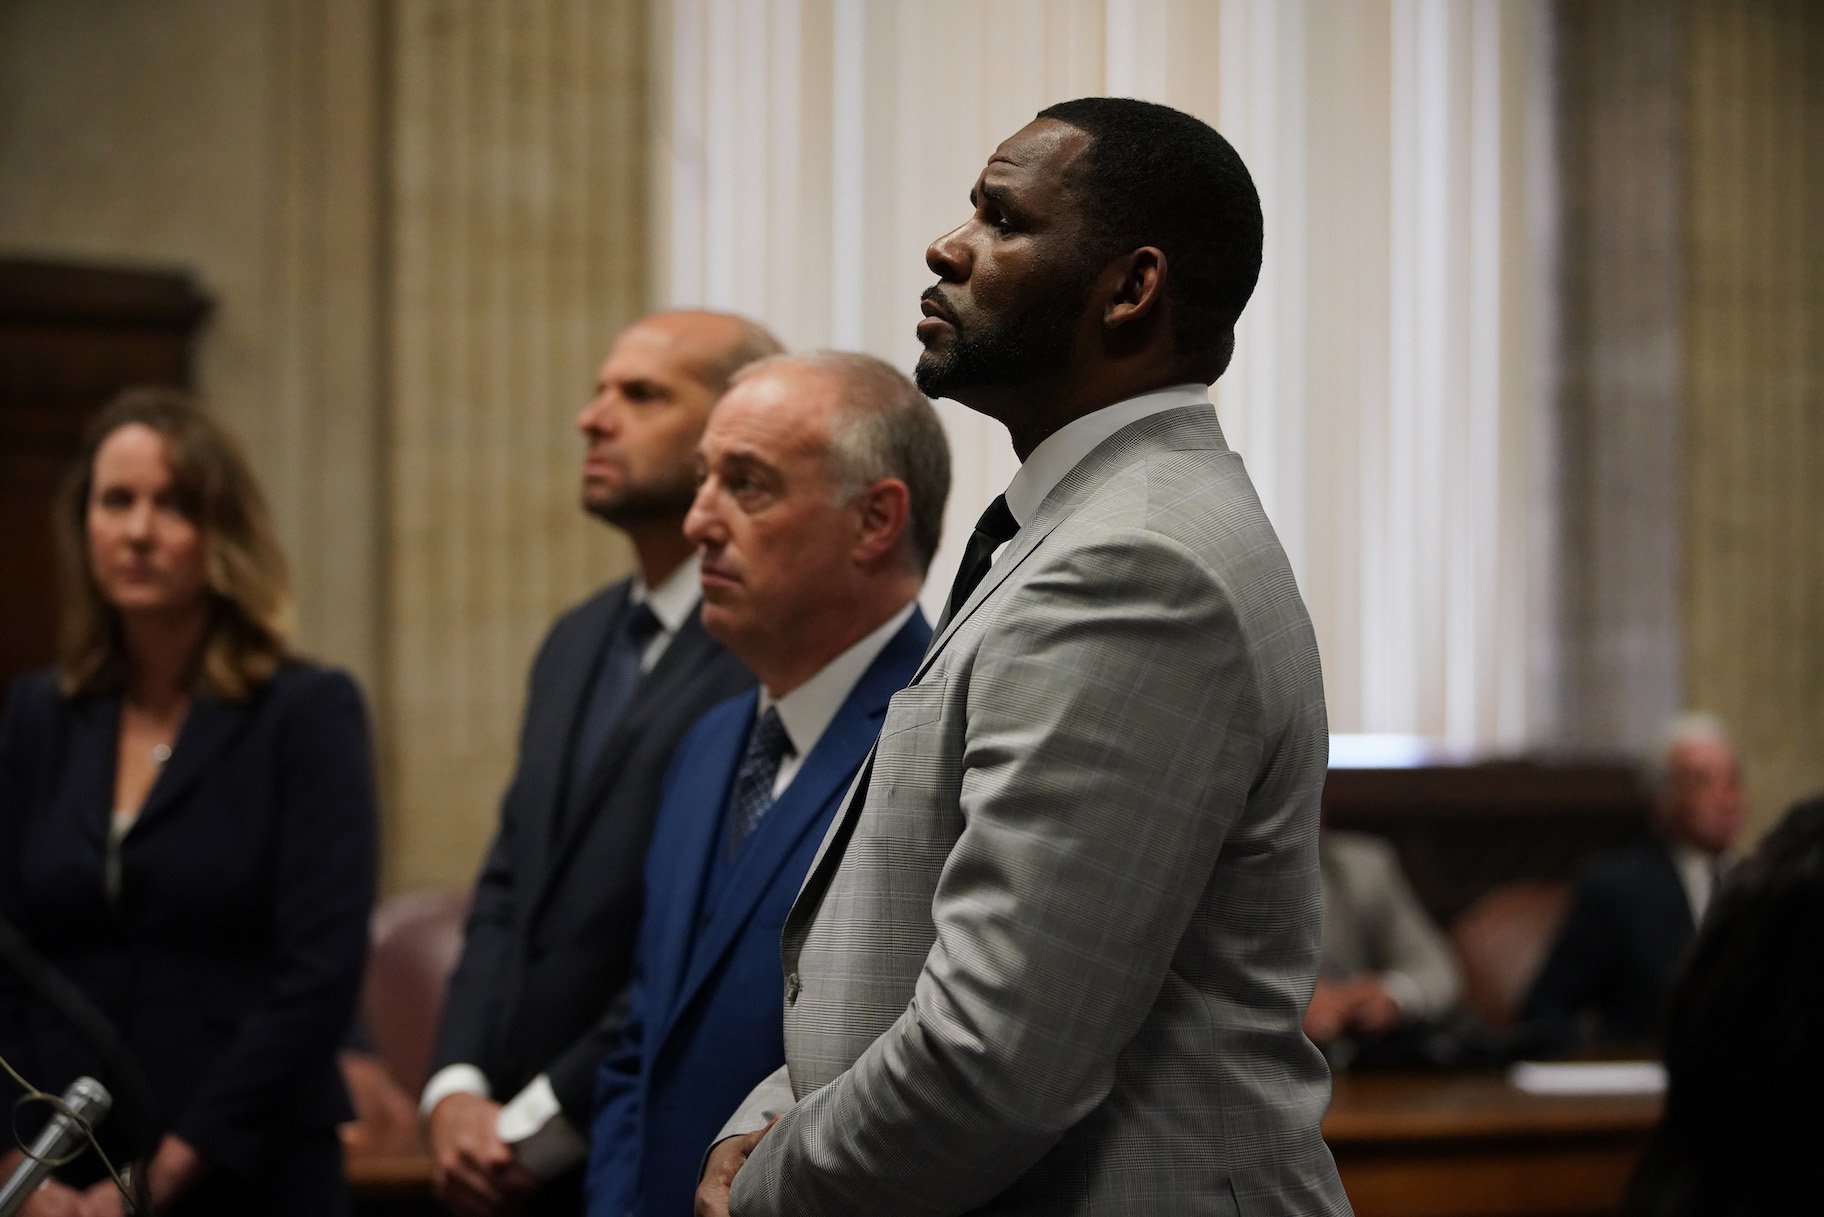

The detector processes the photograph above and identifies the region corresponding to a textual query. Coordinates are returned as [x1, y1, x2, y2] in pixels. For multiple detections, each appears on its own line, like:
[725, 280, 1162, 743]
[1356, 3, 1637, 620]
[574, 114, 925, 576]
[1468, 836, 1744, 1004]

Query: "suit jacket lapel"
[792, 406, 1229, 926]
[914, 403, 1229, 682]
[642, 693, 754, 1025]
[135, 693, 245, 828]
[667, 704, 878, 1028]
[62, 696, 120, 848]
[1651, 841, 1700, 934]
[518, 585, 629, 902]
[570, 604, 714, 834]
[536, 605, 718, 912]
[665, 612, 928, 1036]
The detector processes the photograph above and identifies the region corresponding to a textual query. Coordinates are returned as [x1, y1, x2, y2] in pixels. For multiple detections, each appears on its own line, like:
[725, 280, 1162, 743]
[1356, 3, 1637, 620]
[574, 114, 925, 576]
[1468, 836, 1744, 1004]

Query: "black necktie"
[724, 707, 794, 858]
[940, 495, 1019, 630]
[560, 601, 663, 837]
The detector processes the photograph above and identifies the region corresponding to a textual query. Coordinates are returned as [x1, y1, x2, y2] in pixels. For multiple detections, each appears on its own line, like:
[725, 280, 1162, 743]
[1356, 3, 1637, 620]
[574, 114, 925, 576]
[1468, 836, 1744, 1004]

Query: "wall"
[1555, 0, 1824, 831]
[0, 0, 387, 685]
[1682, 0, 1824, 827]
[657, 0, 1560, 751]
[1553, 0, 1687, 752]
[0, 0, 653, 891]
[7, 0, 1815, 879]
[384, 0, 651, 889]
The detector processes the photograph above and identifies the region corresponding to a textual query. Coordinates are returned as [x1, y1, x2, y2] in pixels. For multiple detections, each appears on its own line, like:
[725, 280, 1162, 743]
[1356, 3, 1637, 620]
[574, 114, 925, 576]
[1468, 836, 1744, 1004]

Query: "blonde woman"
[0, 389, 377, 1216]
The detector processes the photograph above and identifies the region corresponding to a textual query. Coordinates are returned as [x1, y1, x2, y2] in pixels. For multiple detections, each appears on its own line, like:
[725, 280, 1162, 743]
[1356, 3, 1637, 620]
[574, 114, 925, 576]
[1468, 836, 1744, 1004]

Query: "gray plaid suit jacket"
[724, 403, 1351, 1216]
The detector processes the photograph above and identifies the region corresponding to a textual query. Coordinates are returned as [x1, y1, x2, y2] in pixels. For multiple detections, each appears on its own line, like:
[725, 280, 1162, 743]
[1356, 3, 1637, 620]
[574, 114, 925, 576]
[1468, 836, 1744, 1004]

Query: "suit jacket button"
[786, 972, 801, 1004]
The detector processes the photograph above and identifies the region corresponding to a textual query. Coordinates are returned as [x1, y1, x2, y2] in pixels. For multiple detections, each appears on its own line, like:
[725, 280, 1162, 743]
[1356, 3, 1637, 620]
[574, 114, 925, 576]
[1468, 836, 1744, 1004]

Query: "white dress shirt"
[637, 554, 703, 671]
[1670, 841, 1727, 924]
[759, 601, 918, 797]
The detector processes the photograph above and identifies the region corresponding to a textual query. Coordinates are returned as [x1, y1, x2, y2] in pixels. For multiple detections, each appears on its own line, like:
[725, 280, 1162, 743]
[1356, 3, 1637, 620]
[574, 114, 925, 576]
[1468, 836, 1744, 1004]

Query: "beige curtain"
[654, 0, 1557, 750]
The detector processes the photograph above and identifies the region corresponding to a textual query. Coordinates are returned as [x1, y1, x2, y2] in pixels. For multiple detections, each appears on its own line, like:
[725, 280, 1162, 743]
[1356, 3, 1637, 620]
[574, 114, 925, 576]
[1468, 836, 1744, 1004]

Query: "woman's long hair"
[55, 387, 292, 701]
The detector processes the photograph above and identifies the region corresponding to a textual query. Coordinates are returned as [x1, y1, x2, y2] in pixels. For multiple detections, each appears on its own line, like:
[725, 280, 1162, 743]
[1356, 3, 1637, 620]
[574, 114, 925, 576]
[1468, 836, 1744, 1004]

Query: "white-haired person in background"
[1521, 713, 1746, 1054]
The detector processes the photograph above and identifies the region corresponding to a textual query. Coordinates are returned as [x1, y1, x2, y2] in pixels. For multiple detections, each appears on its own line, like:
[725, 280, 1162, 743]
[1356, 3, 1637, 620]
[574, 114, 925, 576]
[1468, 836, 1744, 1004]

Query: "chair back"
[361, 888, 472, 1093]
[1451, 880, 1570, 1029]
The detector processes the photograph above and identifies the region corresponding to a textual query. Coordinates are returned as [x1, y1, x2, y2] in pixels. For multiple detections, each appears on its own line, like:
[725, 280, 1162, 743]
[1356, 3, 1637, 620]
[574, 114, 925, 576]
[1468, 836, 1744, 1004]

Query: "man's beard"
[583, 472, 697, 530]
[915, 266, 1096, 402]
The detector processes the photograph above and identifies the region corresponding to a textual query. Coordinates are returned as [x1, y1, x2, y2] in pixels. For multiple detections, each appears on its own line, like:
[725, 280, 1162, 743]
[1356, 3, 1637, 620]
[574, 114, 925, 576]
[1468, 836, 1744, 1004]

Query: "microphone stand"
[0, 1076, 113, 1217]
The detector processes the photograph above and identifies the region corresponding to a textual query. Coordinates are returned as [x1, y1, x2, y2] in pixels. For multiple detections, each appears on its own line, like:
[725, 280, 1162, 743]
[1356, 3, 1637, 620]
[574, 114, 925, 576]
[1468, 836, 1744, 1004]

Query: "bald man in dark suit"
[424, 312, 778, 1217]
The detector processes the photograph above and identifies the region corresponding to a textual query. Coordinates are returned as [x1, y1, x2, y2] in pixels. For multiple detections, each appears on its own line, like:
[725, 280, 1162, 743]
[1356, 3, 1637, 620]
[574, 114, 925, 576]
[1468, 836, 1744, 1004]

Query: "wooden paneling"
[1327, 1070, 1659, 1217]
[1324, 761, 1650, 923]
[1552, 0, 1687, 752]
[0, 258, 210, 695]
[1682, 0, 1824, 826]
[384, 0, 650, 890]
[1553, 0, 1824, 831]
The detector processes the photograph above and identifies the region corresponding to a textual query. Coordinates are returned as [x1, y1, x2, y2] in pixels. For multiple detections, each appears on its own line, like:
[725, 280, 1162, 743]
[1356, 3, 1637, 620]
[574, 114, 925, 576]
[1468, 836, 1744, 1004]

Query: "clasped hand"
[693, 1122, 771, 1217]
[426, 1093, 538, 1217]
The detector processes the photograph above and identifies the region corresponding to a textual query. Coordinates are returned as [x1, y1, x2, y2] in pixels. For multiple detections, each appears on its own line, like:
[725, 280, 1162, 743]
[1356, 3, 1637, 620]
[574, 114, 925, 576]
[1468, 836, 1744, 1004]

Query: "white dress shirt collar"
[1670, 841, 1725, 924]
[1002, 383, 1212, 526]
[757, 600, 917, 794]
[635, 552, 702, 634]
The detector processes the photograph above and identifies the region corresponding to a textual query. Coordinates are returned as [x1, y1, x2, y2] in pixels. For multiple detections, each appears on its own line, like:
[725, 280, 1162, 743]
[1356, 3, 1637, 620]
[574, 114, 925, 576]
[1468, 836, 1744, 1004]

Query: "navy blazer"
[0, 662, 378, 1204]
[1521, 840, 1697, 1051]
[585, 610, 929, 1217]
[432, 579, 753, 1144]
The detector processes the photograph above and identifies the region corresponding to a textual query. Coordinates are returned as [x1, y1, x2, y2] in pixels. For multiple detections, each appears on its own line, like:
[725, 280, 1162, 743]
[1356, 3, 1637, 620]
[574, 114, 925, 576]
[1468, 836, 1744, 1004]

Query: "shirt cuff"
[1380, 970, 1424, 1017]
[420, 1063, 491, 1119]
[497, 1074, 589, 1180]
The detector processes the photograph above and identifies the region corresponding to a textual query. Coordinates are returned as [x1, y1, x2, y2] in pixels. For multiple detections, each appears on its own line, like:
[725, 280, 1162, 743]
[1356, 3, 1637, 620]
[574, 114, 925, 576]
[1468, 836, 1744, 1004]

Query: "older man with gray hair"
[1522, 712, 1747, 1053]
[583, 352, 949, 1217]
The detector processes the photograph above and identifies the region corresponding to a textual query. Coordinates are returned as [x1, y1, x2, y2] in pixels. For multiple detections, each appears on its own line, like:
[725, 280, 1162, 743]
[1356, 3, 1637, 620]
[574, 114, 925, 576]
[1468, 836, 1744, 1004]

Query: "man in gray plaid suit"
[698, 97, 1350, 1217]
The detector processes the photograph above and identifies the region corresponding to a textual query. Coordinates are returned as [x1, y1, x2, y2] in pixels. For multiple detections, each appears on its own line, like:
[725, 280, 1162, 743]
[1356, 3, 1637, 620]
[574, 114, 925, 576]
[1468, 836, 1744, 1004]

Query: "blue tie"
[724, 707, 794, 858]
[560, 601, 662, 839]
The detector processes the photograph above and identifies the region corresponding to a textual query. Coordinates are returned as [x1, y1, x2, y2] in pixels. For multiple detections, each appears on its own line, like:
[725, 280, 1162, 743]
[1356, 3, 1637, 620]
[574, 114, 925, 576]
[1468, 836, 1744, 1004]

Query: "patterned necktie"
[939, 494, 1019, 630]
[560, 601, 663, 839]
[724, 706, 794, 858]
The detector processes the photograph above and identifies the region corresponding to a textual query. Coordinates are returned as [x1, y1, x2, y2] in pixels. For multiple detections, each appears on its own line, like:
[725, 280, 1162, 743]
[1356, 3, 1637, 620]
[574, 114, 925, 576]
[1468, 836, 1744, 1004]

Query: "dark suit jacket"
[0, 662, 378, 1212]
[431, 581, 752, 1178]
[585, 610, 929, 1217]
[1521, 840, 1697, 1051]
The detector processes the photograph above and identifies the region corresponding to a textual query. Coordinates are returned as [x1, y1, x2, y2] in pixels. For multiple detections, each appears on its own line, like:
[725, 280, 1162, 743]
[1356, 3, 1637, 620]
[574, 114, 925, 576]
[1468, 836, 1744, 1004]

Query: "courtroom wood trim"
[1324, 761, 1654, 924]
[0, 256, 210, 327]
[1325, 1070, 1659, 1217]
[1336, 1144, 1642, 1217]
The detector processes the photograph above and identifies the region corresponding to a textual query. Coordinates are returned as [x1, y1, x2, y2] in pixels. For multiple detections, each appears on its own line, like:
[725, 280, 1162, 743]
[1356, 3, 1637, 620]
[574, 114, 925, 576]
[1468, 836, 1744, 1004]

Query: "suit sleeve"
[0, 678, 47, 1078]
[733, 530, 1273, 1216]
[549, 988, 631, 1120]
[431, 810, 520, 1077]
[584, 970, 646, 1213]
[714, 1066, 793, 1145]
[1358, 838, 1462, 1021]
[587, 705, 726, 1206]
[432, 620, 572, 1080]
[174, 670, 380, 1175]
[547, 687, 716, 1122]
[1520, 870, 1619, 1051]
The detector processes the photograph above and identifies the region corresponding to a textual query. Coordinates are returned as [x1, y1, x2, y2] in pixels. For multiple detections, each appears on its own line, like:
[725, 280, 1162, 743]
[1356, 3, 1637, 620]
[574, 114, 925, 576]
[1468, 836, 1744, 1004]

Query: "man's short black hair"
[1037, 97, 1263, 379]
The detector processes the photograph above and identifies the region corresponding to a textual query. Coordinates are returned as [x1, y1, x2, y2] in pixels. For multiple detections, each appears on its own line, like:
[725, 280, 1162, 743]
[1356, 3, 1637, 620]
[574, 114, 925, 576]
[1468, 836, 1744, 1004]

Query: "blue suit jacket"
[585, 610, 929, 1217]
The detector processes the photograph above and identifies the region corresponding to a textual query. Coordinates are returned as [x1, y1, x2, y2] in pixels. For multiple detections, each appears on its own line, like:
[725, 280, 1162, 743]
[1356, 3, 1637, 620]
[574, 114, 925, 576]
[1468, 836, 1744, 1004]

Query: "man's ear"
[1102, 246, 1166, 329]
[852, 478, 911, 566]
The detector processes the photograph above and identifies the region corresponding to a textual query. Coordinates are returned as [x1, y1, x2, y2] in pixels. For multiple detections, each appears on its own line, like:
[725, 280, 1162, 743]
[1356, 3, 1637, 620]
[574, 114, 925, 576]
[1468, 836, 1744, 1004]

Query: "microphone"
[0, 1076, 113, 1217]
